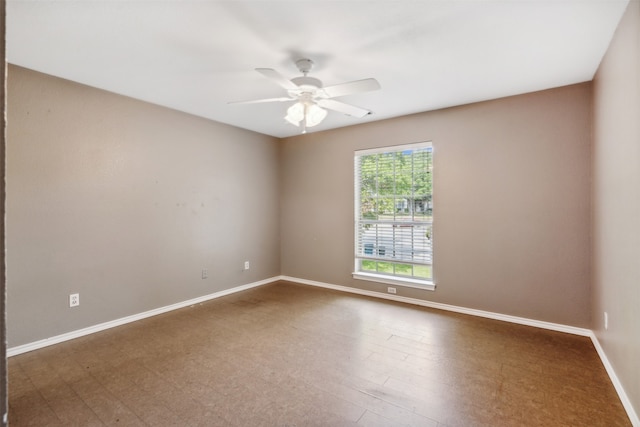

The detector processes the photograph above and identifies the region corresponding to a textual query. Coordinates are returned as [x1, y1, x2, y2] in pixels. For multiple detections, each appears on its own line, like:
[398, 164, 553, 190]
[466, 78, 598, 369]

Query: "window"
[353, 142, 434, 290]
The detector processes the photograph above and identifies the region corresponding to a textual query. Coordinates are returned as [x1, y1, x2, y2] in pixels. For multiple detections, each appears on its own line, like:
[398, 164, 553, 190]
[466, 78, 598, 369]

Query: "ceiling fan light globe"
[285, 115, 300, 126]
[285, 102, 305, 125]
[306, 104, 328, 127]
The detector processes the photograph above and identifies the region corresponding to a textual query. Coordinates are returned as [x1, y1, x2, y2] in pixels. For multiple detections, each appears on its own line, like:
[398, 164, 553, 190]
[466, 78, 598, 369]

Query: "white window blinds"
[354, 142, 433, 284]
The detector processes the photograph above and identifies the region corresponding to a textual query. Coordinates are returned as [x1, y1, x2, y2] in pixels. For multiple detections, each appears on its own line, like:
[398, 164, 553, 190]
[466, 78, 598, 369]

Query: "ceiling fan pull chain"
[302, 104, 308, 134]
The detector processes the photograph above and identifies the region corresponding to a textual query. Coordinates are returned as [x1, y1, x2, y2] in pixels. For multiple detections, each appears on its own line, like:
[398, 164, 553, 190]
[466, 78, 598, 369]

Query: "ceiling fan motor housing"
[291, 76, 323, 91]
[295, 58, 314, 74]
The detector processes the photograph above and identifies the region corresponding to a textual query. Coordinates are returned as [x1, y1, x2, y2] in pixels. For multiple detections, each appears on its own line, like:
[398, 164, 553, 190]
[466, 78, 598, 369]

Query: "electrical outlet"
[604, 312, 608, 330]
[202, 269, 208, 279]
[387, 287, 396, 294]
[69, 293, 79, 307]
[244, 261, 250, 270]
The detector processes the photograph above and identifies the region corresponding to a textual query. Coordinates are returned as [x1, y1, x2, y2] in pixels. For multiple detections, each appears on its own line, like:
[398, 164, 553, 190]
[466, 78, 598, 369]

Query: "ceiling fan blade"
[321, 78, 380, 98]
[317, 99, 372, 118]
[255, 68, 299, 91]
[228, 97, 293, 105]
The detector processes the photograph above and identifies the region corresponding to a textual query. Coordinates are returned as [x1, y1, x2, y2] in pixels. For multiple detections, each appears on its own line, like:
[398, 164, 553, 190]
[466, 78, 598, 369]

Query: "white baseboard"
[280, 275, 638, 426]
[589, 333, 640, 427]
[7, 276, 281, 357]
[280, 275, 591, 336]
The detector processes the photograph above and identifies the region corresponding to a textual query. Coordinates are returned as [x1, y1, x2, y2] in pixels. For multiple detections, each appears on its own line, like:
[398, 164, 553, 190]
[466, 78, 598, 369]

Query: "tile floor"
[8, 281, 631, 426]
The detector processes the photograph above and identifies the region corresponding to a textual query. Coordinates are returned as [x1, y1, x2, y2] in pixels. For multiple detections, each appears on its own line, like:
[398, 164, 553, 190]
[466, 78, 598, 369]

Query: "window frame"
[352, 141, 435, 291]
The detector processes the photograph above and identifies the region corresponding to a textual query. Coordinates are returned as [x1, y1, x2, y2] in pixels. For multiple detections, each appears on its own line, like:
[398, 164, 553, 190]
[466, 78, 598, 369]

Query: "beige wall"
[6, 65, 281, 347]
[281, 83, 592, 327]
[593, 0, 640, 417]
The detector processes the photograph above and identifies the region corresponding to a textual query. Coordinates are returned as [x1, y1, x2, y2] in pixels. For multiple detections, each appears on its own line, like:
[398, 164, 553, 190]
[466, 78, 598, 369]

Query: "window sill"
[352, 272, 436, 291]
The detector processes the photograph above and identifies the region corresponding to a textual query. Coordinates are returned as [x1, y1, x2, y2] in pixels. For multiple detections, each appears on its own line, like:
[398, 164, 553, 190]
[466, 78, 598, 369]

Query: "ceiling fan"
[230, 59, 381, 133]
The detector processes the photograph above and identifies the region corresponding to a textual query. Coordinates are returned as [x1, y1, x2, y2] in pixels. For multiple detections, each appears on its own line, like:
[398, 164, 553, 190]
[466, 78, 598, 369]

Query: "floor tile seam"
[494, 381, 541, 411]
[140, 364, 196, 392]
[381, 330, 429, 343]
[309, 328, 407, 353]
[353, 408, 371, 424]
[285, 318, 377, 341]
[287, 396, 360, 425]
[387, 335, 463, 357]
[223, 360, 320, 398]
[8, 376, 62, 400]
[376, 347, 450, 366]
[360, 340, 413, 361]
[152, 387, 220, 425]
[359, 408, 421, 427]
[362, 349, 409, 366]
[121, 357, 198, 394]
[341, 378, 443, 423]
[490, 370, 541, 390]
[88, 365, 167, 404]
[46, 397, 108, 427]
[69, 353, 122, 378]
[384, 370, 501, 405]
[34, 381, 85, 426]
[257, 375, 369, 424]
[6, 363, 35, 397]
[364, 353, 465, 385]
[179, 389, 244, 427]
[225, 358, 348, 408]
[201, 394, 282, 427]
[13, 358, 71, 402]
[272, 370, 369, 421]
[14, 355, 61, 381]
[306, 358, 389, 388]
[68, 373, 147, 426]
[48, 367, 111, 425]
[113, 389, 190, 427]
[356, 388, 442, 426]
[7, 375, 69, 426]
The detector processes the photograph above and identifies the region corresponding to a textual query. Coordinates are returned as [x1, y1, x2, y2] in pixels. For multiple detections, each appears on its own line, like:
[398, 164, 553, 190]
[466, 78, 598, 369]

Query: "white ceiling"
[8, 0, 629, 138]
